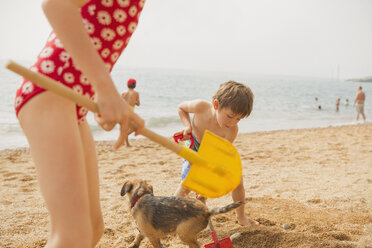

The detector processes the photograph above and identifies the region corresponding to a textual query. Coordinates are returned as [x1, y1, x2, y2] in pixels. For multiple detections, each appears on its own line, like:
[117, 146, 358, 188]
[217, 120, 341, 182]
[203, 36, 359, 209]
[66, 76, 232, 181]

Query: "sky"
[0, 0, 371, 79]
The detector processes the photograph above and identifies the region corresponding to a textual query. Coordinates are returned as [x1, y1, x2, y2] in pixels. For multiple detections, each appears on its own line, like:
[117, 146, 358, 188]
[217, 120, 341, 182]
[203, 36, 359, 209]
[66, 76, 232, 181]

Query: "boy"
[174, 80, 258, 227]
[121, 78, 140, 147]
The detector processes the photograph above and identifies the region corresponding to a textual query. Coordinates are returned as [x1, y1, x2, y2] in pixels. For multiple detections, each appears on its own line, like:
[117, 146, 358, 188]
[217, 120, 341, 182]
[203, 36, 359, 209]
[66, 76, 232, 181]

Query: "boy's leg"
[175, 160, 192, 197]
[18, 92, 94, 248]
[79, 121, 104, 246]
[232, 180, 258, 227]
[174, 184, 190, 197]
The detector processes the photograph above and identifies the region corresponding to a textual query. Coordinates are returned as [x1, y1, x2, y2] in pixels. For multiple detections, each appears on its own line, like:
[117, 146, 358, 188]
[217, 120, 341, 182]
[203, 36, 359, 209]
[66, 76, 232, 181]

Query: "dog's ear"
[147, 183, 153, 194]
[136, 181, 153, 196]
[121, 181, 133, 196]
[149, 184, 154, 193]
[131, 181, 153, 198]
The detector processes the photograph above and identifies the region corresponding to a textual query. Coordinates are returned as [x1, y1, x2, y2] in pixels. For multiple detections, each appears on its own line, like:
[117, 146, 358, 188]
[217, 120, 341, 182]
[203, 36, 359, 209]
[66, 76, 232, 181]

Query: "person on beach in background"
[13, 0, 145, 247]
[121, 78, 140, 147]
[315, 97, 322, 110]
[354, 86, 366, 122]
[345, 98, 350, 106]
[173, 81, 259, 228]
[336, 98, 340, 112]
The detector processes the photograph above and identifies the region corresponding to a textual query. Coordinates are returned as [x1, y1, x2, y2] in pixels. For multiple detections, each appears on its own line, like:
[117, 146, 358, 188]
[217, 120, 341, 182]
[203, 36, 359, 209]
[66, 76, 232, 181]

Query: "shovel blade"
[181, 130, 242, 198]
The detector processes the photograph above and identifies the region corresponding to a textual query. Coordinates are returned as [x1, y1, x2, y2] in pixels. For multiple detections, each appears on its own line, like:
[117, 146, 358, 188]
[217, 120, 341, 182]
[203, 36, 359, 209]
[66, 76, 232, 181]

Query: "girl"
[14, 0, 145, 247]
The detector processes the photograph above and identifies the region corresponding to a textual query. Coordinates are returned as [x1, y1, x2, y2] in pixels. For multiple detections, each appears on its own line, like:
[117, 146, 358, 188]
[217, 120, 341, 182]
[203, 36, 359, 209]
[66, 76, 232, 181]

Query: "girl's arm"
[42, 0, 144, 149]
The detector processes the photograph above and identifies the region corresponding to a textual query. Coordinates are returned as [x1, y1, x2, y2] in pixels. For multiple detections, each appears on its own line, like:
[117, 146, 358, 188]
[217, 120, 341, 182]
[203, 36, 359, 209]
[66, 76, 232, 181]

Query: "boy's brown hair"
[212, 80, 254, 118]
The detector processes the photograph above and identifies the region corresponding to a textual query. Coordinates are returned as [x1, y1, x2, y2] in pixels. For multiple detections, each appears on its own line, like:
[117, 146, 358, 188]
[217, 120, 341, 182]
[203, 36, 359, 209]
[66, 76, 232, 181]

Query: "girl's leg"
[18, 92, 93, 248]
[79, 121, 104, 246]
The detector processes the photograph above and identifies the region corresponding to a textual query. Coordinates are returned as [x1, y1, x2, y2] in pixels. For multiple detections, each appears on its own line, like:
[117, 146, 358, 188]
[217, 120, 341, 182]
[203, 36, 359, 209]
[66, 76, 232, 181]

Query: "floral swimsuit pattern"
[14, 0, 145, 123]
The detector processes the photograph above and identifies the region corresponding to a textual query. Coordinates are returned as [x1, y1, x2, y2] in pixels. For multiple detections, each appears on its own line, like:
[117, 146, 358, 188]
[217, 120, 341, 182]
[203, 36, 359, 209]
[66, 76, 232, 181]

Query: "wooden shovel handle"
[6, 60, 182, 154]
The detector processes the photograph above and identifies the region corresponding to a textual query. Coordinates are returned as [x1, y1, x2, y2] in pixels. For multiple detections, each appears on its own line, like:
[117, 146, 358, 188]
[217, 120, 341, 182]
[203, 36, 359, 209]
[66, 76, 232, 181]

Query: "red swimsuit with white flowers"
[15, 0, 146, 122]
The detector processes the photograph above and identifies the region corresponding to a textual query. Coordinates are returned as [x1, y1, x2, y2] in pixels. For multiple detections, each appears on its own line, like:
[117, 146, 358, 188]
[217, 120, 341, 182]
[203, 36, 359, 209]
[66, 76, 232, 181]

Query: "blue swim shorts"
[180, 134, 200, 181]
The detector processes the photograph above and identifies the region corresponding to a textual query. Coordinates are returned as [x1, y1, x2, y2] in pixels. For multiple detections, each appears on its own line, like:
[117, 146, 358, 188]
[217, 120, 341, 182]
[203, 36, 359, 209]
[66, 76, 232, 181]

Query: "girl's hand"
[94, 91, 144, 149]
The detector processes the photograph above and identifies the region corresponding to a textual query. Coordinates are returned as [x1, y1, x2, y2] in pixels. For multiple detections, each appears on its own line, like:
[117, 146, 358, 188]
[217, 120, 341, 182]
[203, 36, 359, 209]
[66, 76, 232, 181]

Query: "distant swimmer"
[345, 98, 349, 106]
[315, 97, 321, 110]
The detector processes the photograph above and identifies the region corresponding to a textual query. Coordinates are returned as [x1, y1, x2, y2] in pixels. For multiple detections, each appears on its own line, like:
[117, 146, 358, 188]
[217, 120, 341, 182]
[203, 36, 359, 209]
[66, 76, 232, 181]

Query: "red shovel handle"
[210, 231, 221, 245]
[173, 133, 195, 149]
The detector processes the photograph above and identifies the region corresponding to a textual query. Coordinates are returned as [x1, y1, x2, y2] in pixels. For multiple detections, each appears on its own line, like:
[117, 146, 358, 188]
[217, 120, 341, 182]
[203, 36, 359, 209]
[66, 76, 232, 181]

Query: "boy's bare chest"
[192, 115, 228, 141]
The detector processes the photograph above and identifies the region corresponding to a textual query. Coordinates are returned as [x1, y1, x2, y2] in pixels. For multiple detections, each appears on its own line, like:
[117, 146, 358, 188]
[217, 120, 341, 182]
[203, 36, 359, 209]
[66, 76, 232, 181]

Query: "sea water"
[0, 61, 371, 150]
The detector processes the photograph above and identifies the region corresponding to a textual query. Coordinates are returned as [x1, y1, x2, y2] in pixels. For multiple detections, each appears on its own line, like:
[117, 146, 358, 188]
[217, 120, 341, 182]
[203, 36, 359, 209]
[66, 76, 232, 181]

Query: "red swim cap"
[127, 78, 136, 87]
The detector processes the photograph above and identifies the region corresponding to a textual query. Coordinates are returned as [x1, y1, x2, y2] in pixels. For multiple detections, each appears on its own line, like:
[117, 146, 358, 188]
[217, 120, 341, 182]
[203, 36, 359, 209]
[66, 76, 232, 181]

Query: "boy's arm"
[121, 92, 127, 100]
[177, 99, 208, 139]
[225, 126, 239, 144]
[136, 92, 140, 106]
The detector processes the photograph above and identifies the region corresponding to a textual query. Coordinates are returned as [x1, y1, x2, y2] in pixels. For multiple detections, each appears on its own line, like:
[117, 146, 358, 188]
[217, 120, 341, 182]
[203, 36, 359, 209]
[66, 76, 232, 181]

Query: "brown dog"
[121, 179, 243, 248]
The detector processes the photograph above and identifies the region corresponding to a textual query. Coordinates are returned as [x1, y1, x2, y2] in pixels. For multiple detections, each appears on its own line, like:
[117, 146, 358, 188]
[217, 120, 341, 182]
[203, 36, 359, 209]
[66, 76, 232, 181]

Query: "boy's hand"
[182, 127, 192, 141]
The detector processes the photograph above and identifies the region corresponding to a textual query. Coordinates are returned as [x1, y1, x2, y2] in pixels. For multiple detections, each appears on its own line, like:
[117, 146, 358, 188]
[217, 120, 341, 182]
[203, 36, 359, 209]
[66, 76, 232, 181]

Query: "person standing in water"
[354, 86, 366, 122]
[336, 98, 340, 112]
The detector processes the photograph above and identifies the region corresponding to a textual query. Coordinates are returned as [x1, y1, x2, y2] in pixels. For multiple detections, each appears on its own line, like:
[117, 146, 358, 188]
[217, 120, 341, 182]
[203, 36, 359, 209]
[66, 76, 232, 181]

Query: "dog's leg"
[180, 236, 200, 248]
[187, 240, 200, 248]
[129, 231, 144, 248]
[177, 222, 202, 248]
[147, 236, 164, 248]
[178, 233, 200, 248]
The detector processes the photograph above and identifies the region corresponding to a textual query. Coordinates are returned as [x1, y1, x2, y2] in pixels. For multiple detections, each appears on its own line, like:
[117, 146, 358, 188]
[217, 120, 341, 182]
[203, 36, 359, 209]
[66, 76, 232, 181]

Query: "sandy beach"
[0, 124, 371, 248]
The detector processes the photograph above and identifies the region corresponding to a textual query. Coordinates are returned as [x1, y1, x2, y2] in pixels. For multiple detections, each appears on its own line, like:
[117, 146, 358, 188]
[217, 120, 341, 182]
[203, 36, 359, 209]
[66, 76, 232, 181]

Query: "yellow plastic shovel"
[6, 60, 242, 198]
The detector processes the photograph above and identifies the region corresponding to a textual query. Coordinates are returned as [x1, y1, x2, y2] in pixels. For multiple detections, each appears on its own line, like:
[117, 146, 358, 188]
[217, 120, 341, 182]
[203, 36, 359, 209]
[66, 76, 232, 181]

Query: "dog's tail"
[209, 201, 244, 216]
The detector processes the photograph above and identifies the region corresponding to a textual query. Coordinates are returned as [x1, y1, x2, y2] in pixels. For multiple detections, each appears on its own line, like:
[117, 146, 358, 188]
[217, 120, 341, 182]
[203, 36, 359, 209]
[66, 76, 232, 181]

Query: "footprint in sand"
[326, 232, 351, 241]
[256, 217, 276, 226]
[20, 175, 35, 182]
[160, 168, 170, 173]
[215, 216, 229, 223]
[21, 186, 36, 193]
[307, 199, 322, 204]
